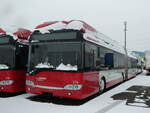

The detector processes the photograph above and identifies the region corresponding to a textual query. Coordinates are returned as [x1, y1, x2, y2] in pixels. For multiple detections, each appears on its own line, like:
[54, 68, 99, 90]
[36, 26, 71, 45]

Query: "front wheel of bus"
[100, 78, 106, 92]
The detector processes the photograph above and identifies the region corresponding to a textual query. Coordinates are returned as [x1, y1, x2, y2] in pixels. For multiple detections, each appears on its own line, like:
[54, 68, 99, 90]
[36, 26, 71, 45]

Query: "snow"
[35, 62, 54, 68]
[1, 72, 150, 113]
[35, 62, 78, 71]
[67, 20, 85, 31]
[35, 21, 67, 34]
[56, 63, 77, 71]
[0, 64, 9, 69]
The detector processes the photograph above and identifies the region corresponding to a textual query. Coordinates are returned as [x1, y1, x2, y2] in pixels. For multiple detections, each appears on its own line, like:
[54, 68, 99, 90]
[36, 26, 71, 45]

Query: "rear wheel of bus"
[100, 77, 106, 92]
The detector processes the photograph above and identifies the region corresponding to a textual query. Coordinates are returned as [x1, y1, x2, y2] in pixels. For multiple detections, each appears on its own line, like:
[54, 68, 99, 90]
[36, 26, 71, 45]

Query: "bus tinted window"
[0, 45, 15, 69]
[0, 37, 10, 44]
[84, 42, 98, 70]
[30, 32, 77, 41]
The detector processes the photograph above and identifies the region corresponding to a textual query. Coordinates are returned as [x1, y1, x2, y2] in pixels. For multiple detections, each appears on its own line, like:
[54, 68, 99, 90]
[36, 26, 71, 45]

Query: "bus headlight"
[26, 80, 34, 86]
[64, 84, 82, 90]
[0, 80, 13, 85]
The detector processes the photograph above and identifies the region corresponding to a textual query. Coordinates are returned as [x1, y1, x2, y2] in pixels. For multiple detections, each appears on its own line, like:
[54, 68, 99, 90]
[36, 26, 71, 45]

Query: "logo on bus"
[36, 77, 47, 81]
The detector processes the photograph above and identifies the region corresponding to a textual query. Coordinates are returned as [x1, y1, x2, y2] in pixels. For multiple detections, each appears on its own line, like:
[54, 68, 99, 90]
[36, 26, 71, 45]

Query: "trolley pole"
[124, 21, 128, 80]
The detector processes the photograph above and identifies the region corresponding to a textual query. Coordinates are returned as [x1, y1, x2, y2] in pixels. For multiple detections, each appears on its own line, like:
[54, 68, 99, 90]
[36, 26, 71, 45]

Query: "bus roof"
[0, 27, 32, 45]
[33, 20, 125, 54]
[34, 20, 97, 33]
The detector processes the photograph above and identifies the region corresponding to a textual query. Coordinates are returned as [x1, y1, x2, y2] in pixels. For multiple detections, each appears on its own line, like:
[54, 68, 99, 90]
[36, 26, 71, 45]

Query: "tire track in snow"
[95, 100, 124, 113]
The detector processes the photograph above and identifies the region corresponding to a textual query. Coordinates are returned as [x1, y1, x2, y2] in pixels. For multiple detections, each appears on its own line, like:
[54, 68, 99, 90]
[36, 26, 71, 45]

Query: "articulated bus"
[0, 28, 31, 93]
[26, 20, 140, 99]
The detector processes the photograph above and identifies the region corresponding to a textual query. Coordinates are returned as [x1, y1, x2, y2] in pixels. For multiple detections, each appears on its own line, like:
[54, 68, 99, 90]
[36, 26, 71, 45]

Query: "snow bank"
[0, 64, 9, 69]
[56, 63, 77, 71]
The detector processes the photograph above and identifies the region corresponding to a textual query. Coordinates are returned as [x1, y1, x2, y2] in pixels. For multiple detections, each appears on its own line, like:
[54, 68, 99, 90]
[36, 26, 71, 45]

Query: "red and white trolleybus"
[0, 28, 31, 93]
[26, 20, 140, 99]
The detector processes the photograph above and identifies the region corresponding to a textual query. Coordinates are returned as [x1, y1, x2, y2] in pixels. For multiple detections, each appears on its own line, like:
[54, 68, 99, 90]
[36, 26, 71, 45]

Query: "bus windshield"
[28, 42, 82, 73]
[0, 45, 15, 70]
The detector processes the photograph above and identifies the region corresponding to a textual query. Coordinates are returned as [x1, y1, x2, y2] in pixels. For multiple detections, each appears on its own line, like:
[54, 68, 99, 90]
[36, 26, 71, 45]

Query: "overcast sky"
[0, 0, 150, 51]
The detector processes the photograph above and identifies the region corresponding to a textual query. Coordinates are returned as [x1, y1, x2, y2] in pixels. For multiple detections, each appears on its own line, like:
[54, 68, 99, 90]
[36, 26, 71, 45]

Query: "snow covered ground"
[0, 71, 150, 113]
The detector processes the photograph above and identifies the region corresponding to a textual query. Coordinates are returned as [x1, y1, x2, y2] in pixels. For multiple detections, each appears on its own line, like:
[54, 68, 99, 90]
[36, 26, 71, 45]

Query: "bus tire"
[100, 78, 106, 92]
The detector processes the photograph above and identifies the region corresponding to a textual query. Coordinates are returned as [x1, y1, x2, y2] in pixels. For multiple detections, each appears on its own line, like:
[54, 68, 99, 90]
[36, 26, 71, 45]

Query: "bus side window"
[113, 53, 125, 69]
[105, 53, 114, 69]
[99, 46, 114, 70]
[84, 43, 94, 71]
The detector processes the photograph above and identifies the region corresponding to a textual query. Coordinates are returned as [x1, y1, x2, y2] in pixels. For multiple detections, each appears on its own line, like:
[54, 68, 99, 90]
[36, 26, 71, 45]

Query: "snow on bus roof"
[13, 28, 32, 40]
[0, 28, 6, 34]
[1, 26, 32, 42]
[3, 26, 19, 40]
[34, 20, 125, 54]
[34, 20, 97, 33]
[0, 26, 32, 45]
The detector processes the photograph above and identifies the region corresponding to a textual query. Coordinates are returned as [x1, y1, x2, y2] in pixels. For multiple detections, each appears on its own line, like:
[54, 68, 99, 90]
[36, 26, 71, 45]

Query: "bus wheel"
[100, 78, 106, 92]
